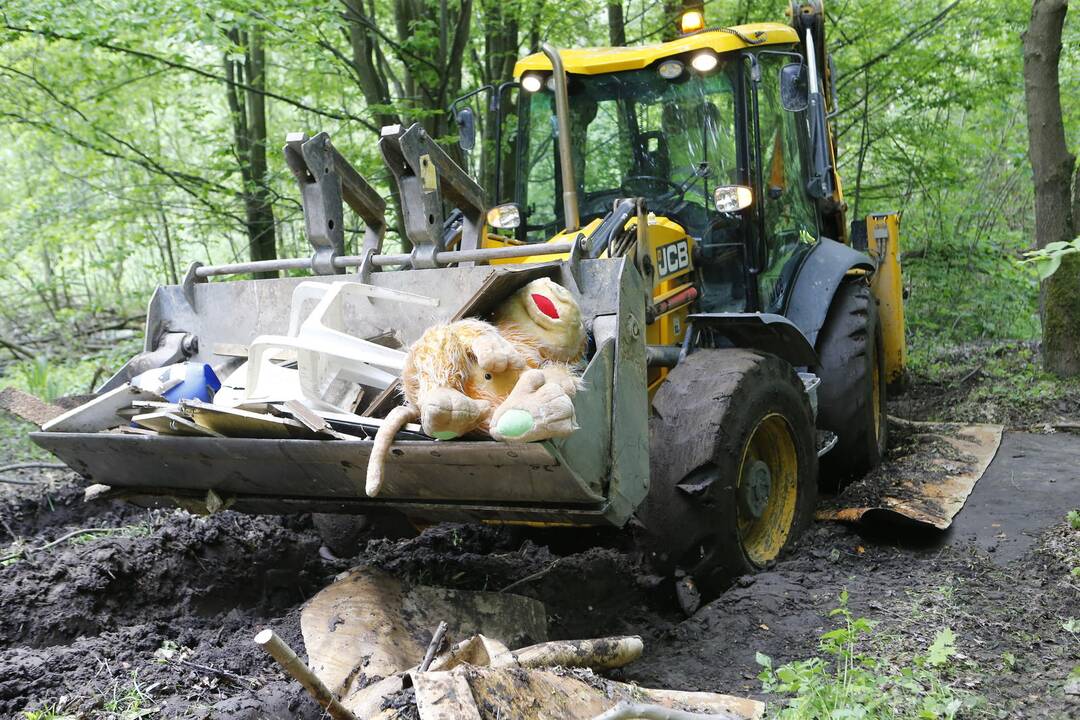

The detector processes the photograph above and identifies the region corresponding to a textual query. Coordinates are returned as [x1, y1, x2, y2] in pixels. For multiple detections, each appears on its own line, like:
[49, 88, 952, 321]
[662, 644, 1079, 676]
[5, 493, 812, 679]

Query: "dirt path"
[0, 431, 1077, 718]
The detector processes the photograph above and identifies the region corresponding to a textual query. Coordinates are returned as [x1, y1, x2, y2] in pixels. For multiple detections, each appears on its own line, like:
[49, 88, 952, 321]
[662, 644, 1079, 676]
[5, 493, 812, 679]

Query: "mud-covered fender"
[784, 238, 874, 347]
[687, 313, 818, 368]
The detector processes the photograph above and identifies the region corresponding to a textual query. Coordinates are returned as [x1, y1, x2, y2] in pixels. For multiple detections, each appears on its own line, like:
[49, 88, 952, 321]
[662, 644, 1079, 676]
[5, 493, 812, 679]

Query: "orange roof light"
[680, 9, 705, 34]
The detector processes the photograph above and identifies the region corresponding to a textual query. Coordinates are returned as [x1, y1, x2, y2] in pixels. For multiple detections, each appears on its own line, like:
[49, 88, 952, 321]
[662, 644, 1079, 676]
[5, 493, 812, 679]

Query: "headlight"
[690, 50, 718, 73]
[486, 204, 522, 229]
[657, 59, 685, 80]
[521, 74, 543, 93]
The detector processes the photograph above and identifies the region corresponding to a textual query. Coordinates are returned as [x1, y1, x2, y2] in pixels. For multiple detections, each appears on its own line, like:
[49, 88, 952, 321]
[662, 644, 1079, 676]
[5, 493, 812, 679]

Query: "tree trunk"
[224, 28, 278, 279]
[607, 2, 626, 46]
[477, 0, 519, 201]
[1022, 0, 1079, 376]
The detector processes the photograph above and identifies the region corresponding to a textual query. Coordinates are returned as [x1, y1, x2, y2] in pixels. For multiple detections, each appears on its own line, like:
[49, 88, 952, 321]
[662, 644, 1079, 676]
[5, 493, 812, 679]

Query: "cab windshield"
[515, 63, 740, 241]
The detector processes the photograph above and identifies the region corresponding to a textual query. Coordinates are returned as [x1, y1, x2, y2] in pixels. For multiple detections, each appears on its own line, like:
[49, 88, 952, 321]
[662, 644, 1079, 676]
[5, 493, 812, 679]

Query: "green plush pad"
[495, 409, 535, 438]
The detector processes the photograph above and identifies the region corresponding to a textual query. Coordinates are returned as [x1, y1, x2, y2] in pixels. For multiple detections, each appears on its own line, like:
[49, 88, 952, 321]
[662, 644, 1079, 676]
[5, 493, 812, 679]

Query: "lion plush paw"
[419, 387, 491, 440]
[470, 332, 526, 373]
[490, 369, 577, 443]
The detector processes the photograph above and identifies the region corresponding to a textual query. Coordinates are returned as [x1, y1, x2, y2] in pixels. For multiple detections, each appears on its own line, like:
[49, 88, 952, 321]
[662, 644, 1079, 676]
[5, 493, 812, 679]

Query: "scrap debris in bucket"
[29, 270, 591, 451]
[28, 279, 437, 442]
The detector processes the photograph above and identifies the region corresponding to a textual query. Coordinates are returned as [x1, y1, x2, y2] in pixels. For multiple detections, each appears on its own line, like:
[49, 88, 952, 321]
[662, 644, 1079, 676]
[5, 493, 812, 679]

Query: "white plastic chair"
[246, 281, 438, 411]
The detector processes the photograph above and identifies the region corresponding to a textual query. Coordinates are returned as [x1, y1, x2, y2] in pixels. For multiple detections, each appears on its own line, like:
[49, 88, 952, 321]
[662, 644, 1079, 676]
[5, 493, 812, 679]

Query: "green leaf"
[927, 628, 956, 667]
[754, 652, 772, 668]
[1037, 254, 1063, 280]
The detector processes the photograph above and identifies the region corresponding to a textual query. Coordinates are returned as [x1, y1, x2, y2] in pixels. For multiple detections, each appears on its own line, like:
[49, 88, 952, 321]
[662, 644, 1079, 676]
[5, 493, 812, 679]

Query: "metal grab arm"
[284, 132, 387, 275]
[378, 123, 486, 268]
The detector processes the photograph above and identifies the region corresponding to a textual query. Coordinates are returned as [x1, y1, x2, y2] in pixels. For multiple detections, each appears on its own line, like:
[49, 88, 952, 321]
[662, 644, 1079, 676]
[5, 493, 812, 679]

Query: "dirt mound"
[0, 483, 670, 717]
[0, 510, 322, 649]
[0, 474, 332, 717]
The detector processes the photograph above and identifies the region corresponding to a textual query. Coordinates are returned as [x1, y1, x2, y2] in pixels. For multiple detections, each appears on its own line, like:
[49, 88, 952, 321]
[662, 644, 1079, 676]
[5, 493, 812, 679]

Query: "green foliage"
[0, 332, 141, 402]
[0, 0, 1076, 355]
[66, 522, 154, 546]
[1021, 238, 1080, 280]
[1069, 510, 1080, 531]
[907, 341, 1080, 426]
[905, 243, 1041, 360]
[757, 591, 977, 719]
[101, 672, 155, 719]
[13, 357, 63, 403]
[20, 705, 76, 720]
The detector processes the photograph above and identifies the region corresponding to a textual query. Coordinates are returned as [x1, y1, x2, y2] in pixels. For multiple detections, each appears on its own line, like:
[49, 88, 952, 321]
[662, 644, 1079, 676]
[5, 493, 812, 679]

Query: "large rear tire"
[815, 280, 888, 491]
[640, 350, 818, 601]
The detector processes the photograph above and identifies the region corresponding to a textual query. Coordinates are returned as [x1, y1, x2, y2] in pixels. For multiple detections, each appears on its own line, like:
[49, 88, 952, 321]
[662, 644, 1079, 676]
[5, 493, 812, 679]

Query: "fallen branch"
[0, 462, 69, 485]
[499, 559, 560, 593]
[0, 477, 37, 486]
[173, 658, 258, 687]
[0, 336, 33, 360]
[0, 526, 117, 563]
[956, 365, 984, 386]
[0, 462, 68, 473]
[418, 621, 448, 672]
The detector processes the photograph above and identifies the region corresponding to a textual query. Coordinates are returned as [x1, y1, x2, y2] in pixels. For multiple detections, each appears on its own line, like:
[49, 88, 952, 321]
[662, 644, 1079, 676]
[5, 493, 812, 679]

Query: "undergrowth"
[0, 335, 141, 402]
[904, 243, 1040, 356]
[758, 591, 980, 719]
[897, 341, 1080, 426]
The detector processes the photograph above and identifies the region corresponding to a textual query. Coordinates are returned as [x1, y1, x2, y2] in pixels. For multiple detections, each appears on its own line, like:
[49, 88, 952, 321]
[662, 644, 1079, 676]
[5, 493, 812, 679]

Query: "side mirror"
[456, 107, 476, 152]
[779, 63, 808, 113]
[713, 185, 753, 213]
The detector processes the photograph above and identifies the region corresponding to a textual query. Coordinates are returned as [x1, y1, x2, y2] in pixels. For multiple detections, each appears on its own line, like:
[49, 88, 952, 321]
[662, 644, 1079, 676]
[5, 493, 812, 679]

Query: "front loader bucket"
[31, 258, 650, 528]
[818, 418, 1003, 529]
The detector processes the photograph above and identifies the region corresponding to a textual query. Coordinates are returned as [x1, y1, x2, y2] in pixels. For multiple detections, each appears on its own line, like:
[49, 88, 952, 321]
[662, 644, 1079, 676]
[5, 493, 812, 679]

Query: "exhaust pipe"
[541, 43, 580, 232]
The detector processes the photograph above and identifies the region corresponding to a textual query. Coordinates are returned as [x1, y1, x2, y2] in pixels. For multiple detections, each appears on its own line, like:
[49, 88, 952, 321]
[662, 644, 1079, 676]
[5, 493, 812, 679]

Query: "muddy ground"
[1, 355, 1078, 719]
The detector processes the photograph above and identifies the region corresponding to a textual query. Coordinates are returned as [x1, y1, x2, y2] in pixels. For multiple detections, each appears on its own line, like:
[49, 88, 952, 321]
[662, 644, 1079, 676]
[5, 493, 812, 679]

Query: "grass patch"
[21, 704, 78, 720]
[758, 590, 980, 719]
[101, 676, 155, 718]
[1, 521, 155, 564]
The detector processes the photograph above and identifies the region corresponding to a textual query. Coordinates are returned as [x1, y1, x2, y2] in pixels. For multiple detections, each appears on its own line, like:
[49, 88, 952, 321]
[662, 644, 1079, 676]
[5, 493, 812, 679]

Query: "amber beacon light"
[680, 9, 705, 34]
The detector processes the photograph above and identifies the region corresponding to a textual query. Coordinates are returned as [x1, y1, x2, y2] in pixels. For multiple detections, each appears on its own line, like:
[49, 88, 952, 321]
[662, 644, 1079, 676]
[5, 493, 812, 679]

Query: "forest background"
[0, 0, 1076, 403]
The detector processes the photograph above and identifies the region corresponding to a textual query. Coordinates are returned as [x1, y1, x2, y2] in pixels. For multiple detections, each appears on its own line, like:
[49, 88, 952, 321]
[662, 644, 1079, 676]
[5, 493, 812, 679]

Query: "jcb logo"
[656, 240, 690, 279]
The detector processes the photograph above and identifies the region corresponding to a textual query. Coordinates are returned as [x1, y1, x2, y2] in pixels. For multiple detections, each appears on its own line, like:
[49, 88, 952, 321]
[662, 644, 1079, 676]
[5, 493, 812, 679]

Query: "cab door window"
[756, 55, 819, 312]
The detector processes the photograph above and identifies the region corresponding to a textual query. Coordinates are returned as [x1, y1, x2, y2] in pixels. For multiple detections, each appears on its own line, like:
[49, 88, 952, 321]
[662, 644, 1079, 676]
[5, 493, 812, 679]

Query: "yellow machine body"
[865, 213, 907, 387]
[514, 23, 798, 76]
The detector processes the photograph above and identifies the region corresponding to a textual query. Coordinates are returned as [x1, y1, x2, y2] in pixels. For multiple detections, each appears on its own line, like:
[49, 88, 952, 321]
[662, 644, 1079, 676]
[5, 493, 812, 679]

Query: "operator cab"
[456, 24, 827, 317]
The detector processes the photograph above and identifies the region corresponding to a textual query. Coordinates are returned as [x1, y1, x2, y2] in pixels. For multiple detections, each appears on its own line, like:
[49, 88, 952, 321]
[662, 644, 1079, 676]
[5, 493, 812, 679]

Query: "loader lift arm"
[284, 131, 388, 274]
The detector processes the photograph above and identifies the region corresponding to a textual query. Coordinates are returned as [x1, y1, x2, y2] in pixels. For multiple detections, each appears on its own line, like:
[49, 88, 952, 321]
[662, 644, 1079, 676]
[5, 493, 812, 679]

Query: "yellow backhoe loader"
[29, 1, 997, 602]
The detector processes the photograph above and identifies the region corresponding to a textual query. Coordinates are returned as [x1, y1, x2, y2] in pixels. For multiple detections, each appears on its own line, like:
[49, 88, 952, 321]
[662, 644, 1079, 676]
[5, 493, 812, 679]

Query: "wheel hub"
[739, 459, 772, 520]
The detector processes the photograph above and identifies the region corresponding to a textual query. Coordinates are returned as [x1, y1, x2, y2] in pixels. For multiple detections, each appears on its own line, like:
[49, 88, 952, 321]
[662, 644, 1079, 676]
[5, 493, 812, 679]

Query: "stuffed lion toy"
[366, 278, 586, 496]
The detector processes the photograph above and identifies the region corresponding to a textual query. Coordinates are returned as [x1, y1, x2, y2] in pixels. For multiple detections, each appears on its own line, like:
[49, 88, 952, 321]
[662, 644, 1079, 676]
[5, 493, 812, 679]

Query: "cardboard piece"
[41, 385, 165, 433]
